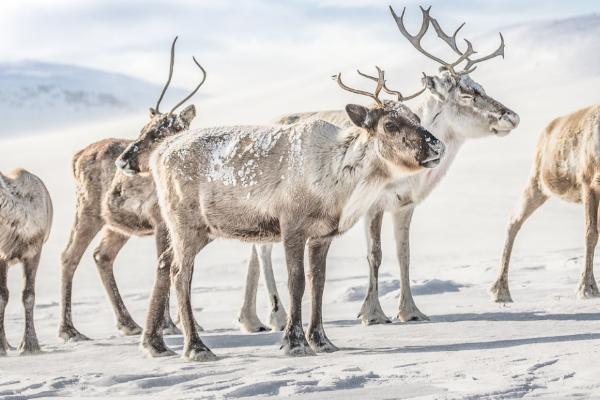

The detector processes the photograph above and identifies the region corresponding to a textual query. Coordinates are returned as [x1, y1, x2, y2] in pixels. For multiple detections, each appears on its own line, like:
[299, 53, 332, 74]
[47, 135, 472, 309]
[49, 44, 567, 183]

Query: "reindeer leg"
[578, 187, 600, 298]
[491, 177, 547, 303]
[93, 228, 141, 336]
[392, 207, 428, 322]
[238, 245, 269, 332]
[19, 252, 41, 355]
[141, 244, 177, 357]
[0, 261, 10, 355]
[358, 209, 390, 325]
[159, 188, 214, 361]
[281, 228, 314, 357]
[258, 244, 287, 331]
[151, 224, 181, 336]
[306, 237, 337, 353]
[172, 226, 213, 361]
[59, 204, 102, 342]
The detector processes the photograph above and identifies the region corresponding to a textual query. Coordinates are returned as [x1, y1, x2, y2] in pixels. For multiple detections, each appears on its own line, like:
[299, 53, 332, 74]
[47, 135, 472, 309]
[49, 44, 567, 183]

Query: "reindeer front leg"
[578, 187, 600, 298]
[392, 207, 428, 322]
[19, 252, 41, 355]
[0, 260, 11, 355]
[306, 237, 338, 353]
[141, 247, 176, 357]
[280, 228, 313, 356]
[358, 208, 390, 325]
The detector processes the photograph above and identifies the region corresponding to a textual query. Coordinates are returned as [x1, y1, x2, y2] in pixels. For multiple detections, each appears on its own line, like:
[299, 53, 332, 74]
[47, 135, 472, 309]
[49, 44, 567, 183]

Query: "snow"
[1, 13, 600, 400]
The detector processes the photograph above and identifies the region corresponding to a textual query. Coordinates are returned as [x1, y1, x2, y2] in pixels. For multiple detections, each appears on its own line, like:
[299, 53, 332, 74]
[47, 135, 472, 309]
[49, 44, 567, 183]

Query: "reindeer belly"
[103, 175, 157, 236]
[202, 206, 282, 242]
[540, 148, 583, 203]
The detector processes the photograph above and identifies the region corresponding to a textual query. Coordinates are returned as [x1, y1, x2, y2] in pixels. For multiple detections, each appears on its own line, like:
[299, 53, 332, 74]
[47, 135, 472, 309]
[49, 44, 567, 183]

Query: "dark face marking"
[347, 101, 444, 173]
[116, 105, 196, 175]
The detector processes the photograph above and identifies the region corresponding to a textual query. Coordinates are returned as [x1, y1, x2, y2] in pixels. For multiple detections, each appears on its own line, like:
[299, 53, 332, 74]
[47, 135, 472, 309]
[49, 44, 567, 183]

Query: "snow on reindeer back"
[163, 118, 335, 187]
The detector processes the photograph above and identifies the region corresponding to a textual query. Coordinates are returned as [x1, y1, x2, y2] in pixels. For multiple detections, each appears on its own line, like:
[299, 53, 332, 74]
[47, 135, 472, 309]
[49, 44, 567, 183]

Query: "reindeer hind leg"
[491, 176, 548, 303]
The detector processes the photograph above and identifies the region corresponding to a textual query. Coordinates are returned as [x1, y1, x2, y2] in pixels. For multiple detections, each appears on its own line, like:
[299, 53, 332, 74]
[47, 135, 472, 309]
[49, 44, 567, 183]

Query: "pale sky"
[2, 0, 598, 124]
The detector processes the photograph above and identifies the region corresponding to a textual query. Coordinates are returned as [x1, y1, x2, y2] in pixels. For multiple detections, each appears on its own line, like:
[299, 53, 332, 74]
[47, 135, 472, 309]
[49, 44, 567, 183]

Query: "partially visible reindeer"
[59, 37, 206, 341]
[0, 169, 52, 355]
[239, 6, 520, 326]
[491, 104, 600, 302]
[122, 68, 444, 360]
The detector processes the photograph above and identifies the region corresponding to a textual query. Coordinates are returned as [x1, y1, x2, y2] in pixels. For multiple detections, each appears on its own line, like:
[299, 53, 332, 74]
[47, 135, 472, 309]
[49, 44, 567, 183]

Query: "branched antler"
[334, 66, 385, 106]
[357, 69, 425, 101]
[389, 5, 504, 75]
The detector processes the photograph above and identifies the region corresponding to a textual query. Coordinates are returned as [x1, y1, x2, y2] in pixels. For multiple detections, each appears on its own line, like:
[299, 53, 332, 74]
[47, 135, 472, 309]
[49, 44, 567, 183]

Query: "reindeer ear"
[149, 107, 158, 117]
[423, 74, 447, 102]
[179, 104, 196, 126]
[345, 104, 370, 128]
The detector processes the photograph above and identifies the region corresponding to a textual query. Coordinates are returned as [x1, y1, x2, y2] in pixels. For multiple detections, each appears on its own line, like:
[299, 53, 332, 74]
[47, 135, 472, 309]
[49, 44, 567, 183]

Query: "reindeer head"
[390, 6, 520, 139]
[337, 67, 444, 174]
[116, 37, 207, 175]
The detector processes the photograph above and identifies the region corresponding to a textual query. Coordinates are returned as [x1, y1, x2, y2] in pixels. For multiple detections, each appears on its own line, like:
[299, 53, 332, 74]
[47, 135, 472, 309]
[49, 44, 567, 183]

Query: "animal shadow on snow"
[352, 333, 600, 354]
[432, 311, 600, 323]
[164, 331, 282, 350]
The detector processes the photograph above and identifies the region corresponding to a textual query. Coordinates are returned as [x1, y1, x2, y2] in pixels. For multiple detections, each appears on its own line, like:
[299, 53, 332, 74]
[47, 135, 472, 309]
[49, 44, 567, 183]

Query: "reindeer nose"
[500, 110, 520, 129]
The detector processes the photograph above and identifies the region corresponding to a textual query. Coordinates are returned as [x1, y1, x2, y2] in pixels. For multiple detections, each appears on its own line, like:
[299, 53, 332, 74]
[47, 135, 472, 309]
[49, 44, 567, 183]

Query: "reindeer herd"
[1, 6, 598, 360]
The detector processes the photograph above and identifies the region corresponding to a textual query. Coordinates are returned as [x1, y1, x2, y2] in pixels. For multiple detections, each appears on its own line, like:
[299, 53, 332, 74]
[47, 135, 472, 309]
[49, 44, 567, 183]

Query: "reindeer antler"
[168, 57, 207, 115]
[155, 36, 178, 113]
[356, 69, 426, 101]
[334, 66, 386, 106]
[389, 5, 504, 75]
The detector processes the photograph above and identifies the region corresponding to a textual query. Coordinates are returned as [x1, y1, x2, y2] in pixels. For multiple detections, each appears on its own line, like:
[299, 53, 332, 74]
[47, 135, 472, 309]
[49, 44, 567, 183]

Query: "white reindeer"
[0, 169, 52, 355]
[238, 6, 520, 328]
[491, 104, 600, 302]
[118, 68, 444, 359]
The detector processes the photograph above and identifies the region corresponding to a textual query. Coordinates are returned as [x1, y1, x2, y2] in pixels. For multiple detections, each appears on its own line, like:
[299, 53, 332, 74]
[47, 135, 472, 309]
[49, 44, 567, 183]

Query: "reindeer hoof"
[58, 325, 91, 342]
[117, 321, 143, 336]
[18, 338, 41, 355]
[307, 331, 339, 353]
[183, 344, 217, 361]
[282, 327, 316, 357]
[141, 335, 176, 357]
[397, 307, 430, 322]
[490, 279, 513, 303]
[238, 314, 270, 333]
[358, 310, 391, 326]
[577, 280, 600, 299]
[269, 308, 288, 331]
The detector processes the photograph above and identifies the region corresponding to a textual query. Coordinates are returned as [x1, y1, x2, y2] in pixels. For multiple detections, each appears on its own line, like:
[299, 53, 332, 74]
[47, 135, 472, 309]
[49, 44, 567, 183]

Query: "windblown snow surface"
[1, 15, 600, 399]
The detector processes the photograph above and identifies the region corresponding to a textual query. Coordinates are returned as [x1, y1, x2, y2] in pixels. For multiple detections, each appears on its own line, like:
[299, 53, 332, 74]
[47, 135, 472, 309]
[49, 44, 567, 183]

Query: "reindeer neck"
[315, 126, 391, 232]
[417, 95, 465, 151]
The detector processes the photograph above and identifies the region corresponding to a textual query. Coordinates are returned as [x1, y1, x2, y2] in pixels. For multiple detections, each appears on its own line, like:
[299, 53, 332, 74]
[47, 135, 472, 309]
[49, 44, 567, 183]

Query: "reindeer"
[119, 67, 444, 360]
[238, 6, 520, 327]
[0, 169, 52, 355]
[58, 37, 206, 341]
[491, 104, 600, 302]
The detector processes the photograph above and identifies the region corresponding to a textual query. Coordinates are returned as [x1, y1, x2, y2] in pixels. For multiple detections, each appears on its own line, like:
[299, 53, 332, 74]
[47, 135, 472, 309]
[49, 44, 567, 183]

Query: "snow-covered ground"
[1, 13, 600, 400]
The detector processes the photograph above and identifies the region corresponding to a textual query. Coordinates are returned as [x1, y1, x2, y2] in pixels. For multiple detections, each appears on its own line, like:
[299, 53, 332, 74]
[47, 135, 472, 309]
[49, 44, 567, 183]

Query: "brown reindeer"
[58, 37, 206, 341]
[1, 169, 53, 355]
[491, 104, 600, 302]
[121, 68, 444, 360]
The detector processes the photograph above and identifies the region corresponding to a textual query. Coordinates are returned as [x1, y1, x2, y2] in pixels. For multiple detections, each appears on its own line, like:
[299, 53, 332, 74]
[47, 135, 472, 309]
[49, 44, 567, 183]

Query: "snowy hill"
[0, 61, 185, 136]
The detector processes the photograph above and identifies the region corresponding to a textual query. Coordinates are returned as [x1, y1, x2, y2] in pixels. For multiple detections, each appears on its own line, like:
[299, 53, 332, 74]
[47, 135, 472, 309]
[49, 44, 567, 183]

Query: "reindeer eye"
[384, 122, 397, 132]
[461, 94, 474, 101]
